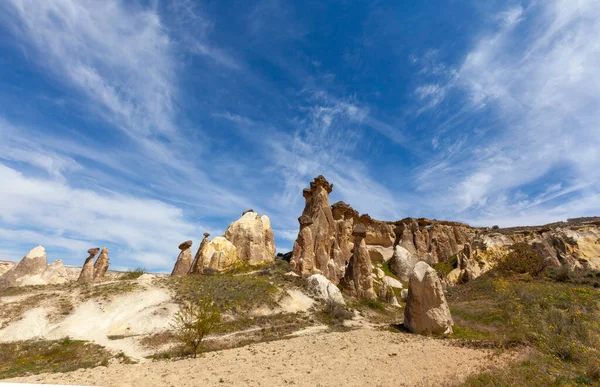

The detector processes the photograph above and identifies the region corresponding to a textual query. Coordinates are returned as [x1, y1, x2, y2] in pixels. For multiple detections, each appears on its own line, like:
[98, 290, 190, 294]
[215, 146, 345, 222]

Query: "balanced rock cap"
[352, 223, 367, 237]
[87, 247, 100, 256]
[179, 240, 193, 250]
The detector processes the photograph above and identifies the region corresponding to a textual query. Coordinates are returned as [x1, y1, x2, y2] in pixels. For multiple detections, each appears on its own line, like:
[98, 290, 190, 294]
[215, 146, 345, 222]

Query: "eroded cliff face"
[479, 218, 600, 271]
[290, 176, 600, 292]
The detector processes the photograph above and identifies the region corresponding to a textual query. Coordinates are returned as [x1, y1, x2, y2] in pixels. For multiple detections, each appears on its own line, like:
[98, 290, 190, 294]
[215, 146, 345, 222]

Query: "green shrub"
[494, 243, 546, 276]
[171, 295, 221, 358]
[119, 268, 146, 280]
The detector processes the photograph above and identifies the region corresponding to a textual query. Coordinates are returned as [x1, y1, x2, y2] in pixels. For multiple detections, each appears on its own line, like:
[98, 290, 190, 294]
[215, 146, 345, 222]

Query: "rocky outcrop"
[341, 224, 376, 299]
[171, 240, 193, 276]
[40, 260, 69, 285]
[291, 176, 344, 283]
[0, 245, 48, 287]
[389, 245, 419, 283]
[0, 261, 15, 277]
[189, 233, 210, 275]
[308, 274, 345, 305]
[78, 248, 99, 283]
[200, 237, 239, 273]
[93, 247, 109, 283]
[404, 261, 453, 335]
[224, 211, 276, 266]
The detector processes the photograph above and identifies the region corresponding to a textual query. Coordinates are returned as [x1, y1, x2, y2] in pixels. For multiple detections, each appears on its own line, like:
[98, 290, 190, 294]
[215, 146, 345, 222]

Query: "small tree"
[171, 295, 221, 358]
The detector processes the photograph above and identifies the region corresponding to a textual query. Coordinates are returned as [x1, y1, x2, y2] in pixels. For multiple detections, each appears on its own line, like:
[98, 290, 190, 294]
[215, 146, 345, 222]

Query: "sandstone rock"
[0, 261, 15, 277]
[39, 259, 69, 285]
[404, 261, 453, 335]
[341, 224, 376, 299]
[93, 247, 109, 283]
[376, 267, 385, 279]
[224, 211, 276, 266]
[308, 274, 345, 305]
[367, 245, 394, 262]
[0, 245, 48, 287]
[189, 233, 210, 275]
[78, 248, 99, 283]
[400, 288, 408, 301]
[382, 276, 403, 289]
[291, 176, 344, 283]
[389, 245, 419, 283]
[378, 280, 399, 306]
[171, 240, 193, 276]
[201, 237, 239, 273]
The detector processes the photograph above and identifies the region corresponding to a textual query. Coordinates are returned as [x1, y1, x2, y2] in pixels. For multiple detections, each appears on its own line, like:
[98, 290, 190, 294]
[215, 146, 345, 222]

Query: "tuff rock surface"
[0, 245, 48, 287]
[224, 211, 276, 266]
[189, 233, 210, 275]
[171, 240, 193, 276]
[291, 176, 344, 283]
[404, 261, 453, 335]
[341, 224, 376, 299]
[308, 274, 345, 305]
[93, 247, 109, 283]
[78, 248, 99, 283]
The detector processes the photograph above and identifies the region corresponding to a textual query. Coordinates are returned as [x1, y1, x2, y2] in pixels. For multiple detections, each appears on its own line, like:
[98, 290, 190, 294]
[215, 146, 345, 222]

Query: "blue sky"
[0, 0, 599, 271]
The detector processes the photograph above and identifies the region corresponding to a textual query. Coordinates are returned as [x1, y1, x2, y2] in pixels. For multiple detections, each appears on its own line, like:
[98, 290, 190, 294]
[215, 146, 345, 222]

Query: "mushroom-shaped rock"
[189, 233, 210, 275]
[171, 240, 193, 276]
[78, 248, 99, 283]
[389, 245, 419, 283]
[223, 211, 276, 266]
[341, 224, 376, 299]
[201, 237, 239, 273]
[291, 176, 345, 283]
[93, 247, 109, 283]
[308, 274, 345, 305]
[0, 245, 48, 288]
[404, 261, 453, 335]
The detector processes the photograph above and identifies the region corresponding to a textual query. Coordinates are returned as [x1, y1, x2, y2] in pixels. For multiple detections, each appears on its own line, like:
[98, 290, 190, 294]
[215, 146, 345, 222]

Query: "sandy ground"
[4, 328, 513, 387]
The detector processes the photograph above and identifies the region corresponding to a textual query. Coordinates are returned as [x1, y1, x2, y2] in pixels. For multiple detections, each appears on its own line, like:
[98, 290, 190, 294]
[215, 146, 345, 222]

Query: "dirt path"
[4, 328, 513, 387]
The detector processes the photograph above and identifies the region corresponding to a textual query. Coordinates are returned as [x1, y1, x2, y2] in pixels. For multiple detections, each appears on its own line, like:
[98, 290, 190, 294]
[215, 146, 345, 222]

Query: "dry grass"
[0, 337, 113, 379]
[79, 281, 139, 302]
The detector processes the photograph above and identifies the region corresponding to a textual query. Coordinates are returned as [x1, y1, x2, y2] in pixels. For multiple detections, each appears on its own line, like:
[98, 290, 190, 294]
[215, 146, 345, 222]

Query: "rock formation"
[40, 260, 69, 285]
[404, 261, 453, 335]
[93, 247, 109, 283]
[189, 233, 210, 275]
[199, 237, 239, 273]
[341, 224, 376, 299]
[389, 245, 419, 283]
[0, 245, 48, 287]
[78, 248, 99, 283]
[224, 210, 276, 266]
[290, 176, 344, 283]
[171, 240, 193, 276]
[308, 274, 345, 305]
[0, 261, 15, 277]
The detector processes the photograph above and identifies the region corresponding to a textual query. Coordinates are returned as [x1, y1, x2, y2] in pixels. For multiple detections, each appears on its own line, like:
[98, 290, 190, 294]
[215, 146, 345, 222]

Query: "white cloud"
[415, 0, 600, 224]
[0, 163, 199, 270]
[2, 0, 176, 140]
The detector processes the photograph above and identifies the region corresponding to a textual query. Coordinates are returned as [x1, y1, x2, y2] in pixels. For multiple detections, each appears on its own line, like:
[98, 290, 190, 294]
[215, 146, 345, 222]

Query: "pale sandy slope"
[5, 328, 513, 387]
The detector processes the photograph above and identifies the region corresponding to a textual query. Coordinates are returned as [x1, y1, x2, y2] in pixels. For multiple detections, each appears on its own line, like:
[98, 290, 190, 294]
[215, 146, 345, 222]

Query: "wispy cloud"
[2, 0, 177, 141]
[413, 0, 600, 225]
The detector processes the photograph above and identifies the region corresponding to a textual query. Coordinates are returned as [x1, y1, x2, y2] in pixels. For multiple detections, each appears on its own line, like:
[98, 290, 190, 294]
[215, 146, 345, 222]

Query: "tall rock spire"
[290, 175, 345, 283]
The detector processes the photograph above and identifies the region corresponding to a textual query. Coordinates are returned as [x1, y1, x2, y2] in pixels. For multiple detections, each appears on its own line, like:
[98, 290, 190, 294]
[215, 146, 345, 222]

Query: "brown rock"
[189, 233, 210, 275]
[172, 240, 193, 276]
[93, 247, 109, 283]
[404, 261, 453, 335]
[291, 176, 344, 283]
[0, 245, 47, 288]
[341, 224, 376, 299]
[77, 248, 99, 283]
